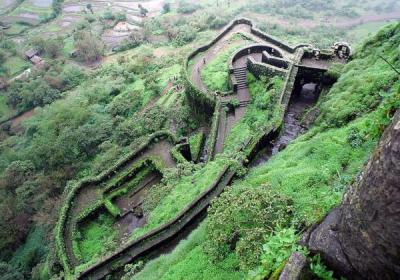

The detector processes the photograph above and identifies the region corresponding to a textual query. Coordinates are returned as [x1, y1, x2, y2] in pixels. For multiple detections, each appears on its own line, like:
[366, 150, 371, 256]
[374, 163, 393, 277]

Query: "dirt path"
[190, 24, 252, 92]
[9, 108, 35, 133]
[190, 23, 293, 92]
[190, 22, 293, 156]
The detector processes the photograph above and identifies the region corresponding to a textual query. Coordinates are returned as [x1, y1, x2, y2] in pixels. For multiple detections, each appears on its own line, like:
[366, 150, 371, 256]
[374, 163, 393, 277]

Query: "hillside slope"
[131, 22, 400, 280]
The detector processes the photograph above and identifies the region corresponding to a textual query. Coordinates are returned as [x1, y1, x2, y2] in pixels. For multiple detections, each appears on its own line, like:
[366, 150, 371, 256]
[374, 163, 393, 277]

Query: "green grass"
[131, 159, 227, 240]
[11, 1, 52, 16]
[46, 22, 61, 32]
[156, 88, 179, 109]
[132, 222, 244, 280]
[63, 36, 75, 56]
[234, 115, 377, 225]
[104, 199, 121, 217]
[133, 22, 400, 280]
[3, 56, 30, 76]
[0, 94, 14, 121]
[189, 131, 205, 161]
[157, 64, 181, 91]
[163, 91, 180, 108]
[201, 35, 251, 92]
[223, 74, 284, 153]
[4, 23, 29, 35]
[130, 78, 156, 106]
[74, 212, 118, 263]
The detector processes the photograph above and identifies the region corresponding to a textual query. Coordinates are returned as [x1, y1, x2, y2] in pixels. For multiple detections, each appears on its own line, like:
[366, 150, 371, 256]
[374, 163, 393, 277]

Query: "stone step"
[235, 75, 246, 79]
[236, 77, 246, 81]
[234, 72, 247, 76]
[234, 71, 246, 75]
[234, 70, 246, 73]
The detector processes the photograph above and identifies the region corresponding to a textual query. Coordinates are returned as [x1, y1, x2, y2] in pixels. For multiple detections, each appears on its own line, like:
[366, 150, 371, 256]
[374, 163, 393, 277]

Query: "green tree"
[74, 31, 105, 62]
[86, 3, 93, 14]
[0, 262, 24, 280]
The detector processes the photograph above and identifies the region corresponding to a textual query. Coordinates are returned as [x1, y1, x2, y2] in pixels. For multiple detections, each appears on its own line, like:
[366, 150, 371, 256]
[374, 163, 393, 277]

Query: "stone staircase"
[233, 67, 248, 89]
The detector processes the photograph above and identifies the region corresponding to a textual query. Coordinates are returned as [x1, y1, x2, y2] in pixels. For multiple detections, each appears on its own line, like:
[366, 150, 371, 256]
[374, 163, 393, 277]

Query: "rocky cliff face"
[306, 110, 400, 279]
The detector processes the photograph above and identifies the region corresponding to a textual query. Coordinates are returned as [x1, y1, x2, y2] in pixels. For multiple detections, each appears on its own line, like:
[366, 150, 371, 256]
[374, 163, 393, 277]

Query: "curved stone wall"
[57, 17, 349, 280]
[56, 131, 179, 274]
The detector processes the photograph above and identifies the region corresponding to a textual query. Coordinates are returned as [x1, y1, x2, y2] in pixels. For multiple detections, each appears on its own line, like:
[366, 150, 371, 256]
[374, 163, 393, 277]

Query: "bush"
[205, 187, 293, 269]
[177, 1, 201, 14]
[115, 12, 127, 22]
[162, 3, 171, 14]
[74, 31, 105, 62]
[0, 262, 24, 280]
[249, 227, 305, 279]
[309, 254, 336, 280]
[102, 10, 115, 20]
[174, 25, 197, 46]
[30, 37, 63, 58]
[209, 16, 229, 29]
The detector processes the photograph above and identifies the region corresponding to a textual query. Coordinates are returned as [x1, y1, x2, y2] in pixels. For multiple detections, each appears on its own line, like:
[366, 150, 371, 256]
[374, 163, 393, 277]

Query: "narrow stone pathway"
[190, 24, 252, 92]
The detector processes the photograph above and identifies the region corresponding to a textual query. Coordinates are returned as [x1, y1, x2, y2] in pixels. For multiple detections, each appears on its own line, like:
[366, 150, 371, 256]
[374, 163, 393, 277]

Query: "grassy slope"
[201, 34, 252, 92]
[0, 94, 14, 121]
[223, 74, 284, 153]
[3, 56, 30, 76]
[131, 159, 227, 240]
[130, 22, 400, 279]
[133, 222, 244, 280]
[75, 212, 118, 264]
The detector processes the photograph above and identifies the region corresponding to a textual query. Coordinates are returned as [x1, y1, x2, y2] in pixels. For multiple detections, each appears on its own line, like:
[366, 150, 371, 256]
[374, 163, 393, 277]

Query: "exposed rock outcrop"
[305, 110, 400, 279]
[279, 252, 308, 280]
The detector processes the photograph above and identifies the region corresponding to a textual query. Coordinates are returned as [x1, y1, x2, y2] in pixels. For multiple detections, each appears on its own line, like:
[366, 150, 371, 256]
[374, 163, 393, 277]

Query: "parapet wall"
[229, 44, 285, 72]
[78, 165, 235, 279]
[184, 18, 303, 111]
[56, 131, 179, 274]
[262, 51, 289, 69]
[247, 57, 287, 79]
[69, 18, 345, 279]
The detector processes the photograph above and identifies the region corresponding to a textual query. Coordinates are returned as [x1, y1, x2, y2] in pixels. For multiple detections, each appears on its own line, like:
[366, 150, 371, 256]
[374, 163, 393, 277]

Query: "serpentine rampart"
[57, 18, 349, 279]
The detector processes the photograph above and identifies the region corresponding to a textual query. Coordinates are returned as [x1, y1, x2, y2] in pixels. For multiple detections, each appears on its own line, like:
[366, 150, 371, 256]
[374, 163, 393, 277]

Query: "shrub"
[249, 227, 306, 279]
[0, 262, 24, 280]
[205, 187, 293, 269]
[115, 12, 127, 22]
[174, 25, 197, 46]
[74, 31, 105, 62]
[309, 254, 336, 280]
[162, 3, 171, 14]
[102, 10, 115, 20]
[177, 1, 201, 14]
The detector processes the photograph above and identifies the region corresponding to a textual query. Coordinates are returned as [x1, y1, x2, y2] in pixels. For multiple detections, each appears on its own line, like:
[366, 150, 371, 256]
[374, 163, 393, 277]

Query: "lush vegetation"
[131, 159, 228, 240]
[125, 22, 400, 280]
[74, 212, 118, 263]
[131, 223, 244, 280]
[201, 34, 252, 92]
[224, 74, 284, 153]
[189, 131, 205, 161]
[0, 0, 399, 279]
